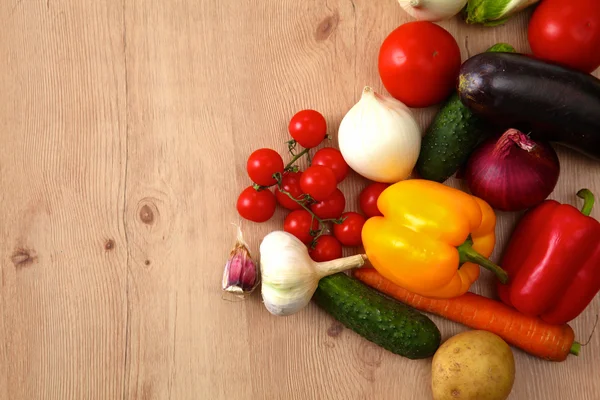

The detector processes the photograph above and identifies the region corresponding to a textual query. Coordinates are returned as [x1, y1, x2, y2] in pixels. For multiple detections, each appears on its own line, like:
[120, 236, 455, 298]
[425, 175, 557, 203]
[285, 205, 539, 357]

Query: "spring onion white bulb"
[260, 231, 366, 317]
[338, 86, 422, 183]
[398, 0, 468, 21]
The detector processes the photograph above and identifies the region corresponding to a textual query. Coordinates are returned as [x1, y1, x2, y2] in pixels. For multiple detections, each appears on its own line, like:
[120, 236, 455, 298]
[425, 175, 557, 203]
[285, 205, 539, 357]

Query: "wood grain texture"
[1, 0, 599, 399]
[0, 0, 128, 399]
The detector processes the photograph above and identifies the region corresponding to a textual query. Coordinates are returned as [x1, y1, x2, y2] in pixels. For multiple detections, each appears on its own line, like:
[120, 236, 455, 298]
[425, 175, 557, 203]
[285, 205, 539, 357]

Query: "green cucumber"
[416, 43, 516, 183]
[313, 273, 441, 359]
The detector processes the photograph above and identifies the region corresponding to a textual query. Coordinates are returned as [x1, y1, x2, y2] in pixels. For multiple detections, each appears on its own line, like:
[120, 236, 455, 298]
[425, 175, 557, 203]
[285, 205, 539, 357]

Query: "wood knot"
[144, 260, 151, 266]
[139, 204, 155, 225]
[327, 323, 343, 337]
[104, 239, 115, 251]
[315, 12, 339, 42]
[11, 248, 37, 268]
[358, 341, 383, 369]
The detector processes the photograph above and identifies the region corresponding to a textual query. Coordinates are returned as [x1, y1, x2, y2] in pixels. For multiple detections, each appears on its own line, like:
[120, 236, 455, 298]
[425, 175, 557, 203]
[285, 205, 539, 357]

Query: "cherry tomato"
[246, 148, 284, 186]
[359, 182, 390, 218]
[288, 110, 327, 148]
[378, 22, 461, 108]
[300, 165, 337, 201]
[528, 0, 600, 73]
[310, 189, 345, 219]
[333, 212, 366, 247]
[284, 210, 319, 244]
[236, 186, 276, 223]
[275, 171, 304, 210]
[309, 236, 343, 262]
[311, 147, 350, 183]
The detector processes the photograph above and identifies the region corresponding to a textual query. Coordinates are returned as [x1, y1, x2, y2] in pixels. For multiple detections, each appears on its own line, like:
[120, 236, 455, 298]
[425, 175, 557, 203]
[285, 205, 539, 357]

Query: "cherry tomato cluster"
[236, 110, 390, 262]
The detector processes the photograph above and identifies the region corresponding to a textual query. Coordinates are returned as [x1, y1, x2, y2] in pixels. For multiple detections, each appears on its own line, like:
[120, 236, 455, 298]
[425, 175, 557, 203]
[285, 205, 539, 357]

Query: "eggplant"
[458, 52, 600, 160]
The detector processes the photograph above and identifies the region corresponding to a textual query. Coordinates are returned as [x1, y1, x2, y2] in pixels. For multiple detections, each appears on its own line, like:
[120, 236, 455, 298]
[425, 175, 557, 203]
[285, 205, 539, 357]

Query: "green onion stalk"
[464, 0, 539, 26]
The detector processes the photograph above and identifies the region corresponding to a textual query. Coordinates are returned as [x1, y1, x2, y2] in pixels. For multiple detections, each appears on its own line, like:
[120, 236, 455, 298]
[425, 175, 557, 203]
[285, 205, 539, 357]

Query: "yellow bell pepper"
[361, 179, 508, 299]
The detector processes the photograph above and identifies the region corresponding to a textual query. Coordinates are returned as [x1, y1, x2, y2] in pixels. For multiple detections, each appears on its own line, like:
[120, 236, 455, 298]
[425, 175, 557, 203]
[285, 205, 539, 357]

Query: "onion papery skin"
[465, 129, 560, 212]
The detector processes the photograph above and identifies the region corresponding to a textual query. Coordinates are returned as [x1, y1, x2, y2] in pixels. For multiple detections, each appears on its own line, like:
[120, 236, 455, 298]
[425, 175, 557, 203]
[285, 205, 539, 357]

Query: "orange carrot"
[353, 267, 580, 362]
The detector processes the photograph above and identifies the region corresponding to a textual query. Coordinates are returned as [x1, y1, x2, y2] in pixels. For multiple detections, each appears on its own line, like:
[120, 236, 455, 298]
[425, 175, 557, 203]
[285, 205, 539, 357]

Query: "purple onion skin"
[465, 129, 560, 212]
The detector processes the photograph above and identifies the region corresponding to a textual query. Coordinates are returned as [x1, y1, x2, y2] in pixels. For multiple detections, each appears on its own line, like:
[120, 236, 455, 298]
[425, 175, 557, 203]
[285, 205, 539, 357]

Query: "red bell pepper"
[497, 189, 600, 325]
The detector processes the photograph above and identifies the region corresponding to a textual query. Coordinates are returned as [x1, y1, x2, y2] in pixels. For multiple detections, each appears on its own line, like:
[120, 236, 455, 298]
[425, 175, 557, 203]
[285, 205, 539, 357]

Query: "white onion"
[398, 0, 468, 21]
[338, 86, 422, 184]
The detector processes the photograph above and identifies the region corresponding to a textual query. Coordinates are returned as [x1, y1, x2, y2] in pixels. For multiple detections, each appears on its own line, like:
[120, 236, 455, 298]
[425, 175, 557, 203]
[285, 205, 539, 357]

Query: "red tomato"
[300, 165, 337, 201]
[284, 210, 319, 244]
[236, 186, 276, 223]
[275, 171, 304, 210]
[333, 212, 366, 247]
[309, 236, 343, 262]
[310, 189, 346, 219]
[311, 147, 350, 183]
[378, 22, 461, 108]
[359, 182, 390, 217]
[246, 148, 284, 186]
[288, 110, 327, 148]
[528, 0, 600, 73]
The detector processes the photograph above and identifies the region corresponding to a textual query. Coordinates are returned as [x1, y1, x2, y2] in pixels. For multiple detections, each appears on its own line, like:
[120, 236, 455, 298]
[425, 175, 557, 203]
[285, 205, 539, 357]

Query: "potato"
[431, 330, 515, 400]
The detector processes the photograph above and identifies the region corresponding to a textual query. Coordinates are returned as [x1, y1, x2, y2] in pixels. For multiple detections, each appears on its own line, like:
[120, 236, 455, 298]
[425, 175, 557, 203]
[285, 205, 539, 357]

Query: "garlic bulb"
[338, 86, 422, 184]
[260, 231, 366, 317]
[398, 0, 468, 21]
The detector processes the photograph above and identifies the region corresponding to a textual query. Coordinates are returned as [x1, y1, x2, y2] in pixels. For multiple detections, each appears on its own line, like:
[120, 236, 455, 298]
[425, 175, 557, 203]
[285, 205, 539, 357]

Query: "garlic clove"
[222, 225, 260, 296]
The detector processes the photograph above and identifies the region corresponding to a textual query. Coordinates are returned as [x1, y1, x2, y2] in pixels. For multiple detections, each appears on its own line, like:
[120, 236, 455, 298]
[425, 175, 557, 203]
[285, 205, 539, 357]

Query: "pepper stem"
[457, 237, 509, 284]
[570, 342, 581, 356]
[577, 189, 595, 216]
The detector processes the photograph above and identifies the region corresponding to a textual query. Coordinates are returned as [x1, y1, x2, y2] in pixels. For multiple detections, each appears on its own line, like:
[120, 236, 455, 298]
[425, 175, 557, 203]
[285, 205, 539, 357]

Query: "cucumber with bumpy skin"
[416, 43, 516, 183]
[313, 273, 441, 359]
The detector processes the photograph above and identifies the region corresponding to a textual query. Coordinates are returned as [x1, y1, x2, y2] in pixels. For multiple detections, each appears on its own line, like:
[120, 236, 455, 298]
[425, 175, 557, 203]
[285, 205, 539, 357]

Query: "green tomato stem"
[277, 180, 342, 248]
[284, 145, 310, 172]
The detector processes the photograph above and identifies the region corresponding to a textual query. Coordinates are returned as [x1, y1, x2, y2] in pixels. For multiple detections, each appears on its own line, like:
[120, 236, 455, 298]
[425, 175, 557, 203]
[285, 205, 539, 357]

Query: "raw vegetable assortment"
[228, 2, 600, 399]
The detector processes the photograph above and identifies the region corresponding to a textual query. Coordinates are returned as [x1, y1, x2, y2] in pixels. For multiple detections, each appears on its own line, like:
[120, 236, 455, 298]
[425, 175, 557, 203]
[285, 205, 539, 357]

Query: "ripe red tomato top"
[309, 236, 343, 262]
[378, 22, 461, 108]
[284, 210, 319, 244]
[333, 212, 366, 247]
[275, 171, 304, 210]
[528, 0, 600, 73]
[300, 165, 337, 201]
[359, 182, 390, 218]
[246, 148, 284, 186]
[288, 110, 327, 148]
[310, 188, 346, 219]
[236, 186, 276, 223]
[312, 147, 349, 183]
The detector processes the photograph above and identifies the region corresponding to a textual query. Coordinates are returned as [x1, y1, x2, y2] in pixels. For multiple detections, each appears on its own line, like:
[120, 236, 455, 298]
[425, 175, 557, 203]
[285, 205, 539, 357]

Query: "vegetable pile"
[227, 1, 600, 399]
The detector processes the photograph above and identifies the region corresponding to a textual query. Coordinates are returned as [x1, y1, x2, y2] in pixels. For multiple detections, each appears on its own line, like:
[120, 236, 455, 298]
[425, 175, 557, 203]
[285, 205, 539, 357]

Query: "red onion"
[465, 129, 560, 212]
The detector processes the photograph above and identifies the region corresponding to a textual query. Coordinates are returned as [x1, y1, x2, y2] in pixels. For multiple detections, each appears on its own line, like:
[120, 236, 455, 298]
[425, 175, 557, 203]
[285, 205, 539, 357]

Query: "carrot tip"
[570, 342, 581, 356]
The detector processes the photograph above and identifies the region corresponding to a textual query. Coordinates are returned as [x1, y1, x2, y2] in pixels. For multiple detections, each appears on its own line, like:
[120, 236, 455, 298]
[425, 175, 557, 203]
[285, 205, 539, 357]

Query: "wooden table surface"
[1, 1, 599, 399]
